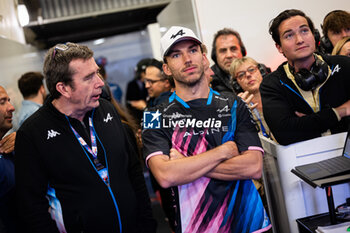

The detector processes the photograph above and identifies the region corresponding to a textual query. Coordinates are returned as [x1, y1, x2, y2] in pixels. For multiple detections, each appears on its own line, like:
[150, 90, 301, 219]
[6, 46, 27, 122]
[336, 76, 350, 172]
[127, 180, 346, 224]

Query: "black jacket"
[15, 98, 156, 233]
[210, 64, 239, 94]
[260, 55, 350, 145]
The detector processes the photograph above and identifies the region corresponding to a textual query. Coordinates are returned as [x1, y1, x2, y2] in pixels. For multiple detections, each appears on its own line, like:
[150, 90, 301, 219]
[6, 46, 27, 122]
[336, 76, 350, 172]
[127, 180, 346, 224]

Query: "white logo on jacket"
[331, 64, 341, 76]
[104, 113, 113, 123]
[217, 105, 229, 113]
[47, 130, 61, 139]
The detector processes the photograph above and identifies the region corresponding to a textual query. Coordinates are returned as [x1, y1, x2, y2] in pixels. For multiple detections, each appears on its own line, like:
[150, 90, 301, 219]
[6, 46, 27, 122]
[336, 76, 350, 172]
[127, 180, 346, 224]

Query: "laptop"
[291, 131, 350, 181]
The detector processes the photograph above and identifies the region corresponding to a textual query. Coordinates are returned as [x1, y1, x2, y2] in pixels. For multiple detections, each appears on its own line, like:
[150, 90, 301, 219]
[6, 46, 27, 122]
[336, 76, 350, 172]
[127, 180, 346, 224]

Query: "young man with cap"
[142, 26, 271, 233]
[260, 9, 350, 146]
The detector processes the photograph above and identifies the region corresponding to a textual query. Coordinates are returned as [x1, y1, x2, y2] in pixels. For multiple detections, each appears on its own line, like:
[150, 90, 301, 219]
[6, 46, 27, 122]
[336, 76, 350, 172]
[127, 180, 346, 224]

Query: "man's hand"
[169, 148, 185, 160]
[295, 111, 306, 117]
[238, 91, 257, 110]
[220, 141, 238, 159]
[335, 100, 350, 118]
[147, 141, 238, 188]
[0, 132, 16, 154]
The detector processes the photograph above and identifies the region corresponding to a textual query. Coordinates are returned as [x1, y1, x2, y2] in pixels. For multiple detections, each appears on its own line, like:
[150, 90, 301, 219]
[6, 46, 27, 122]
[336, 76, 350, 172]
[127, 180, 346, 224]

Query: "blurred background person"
[96, 56, 123, 103]
[0, 85, 16, 233]
[210, 28, 271, 95]
[126, 58, 151, 125]
[144, 59, 174, 108]
[332, 36, 350, 57]
[320, 10, 350, 54]
[230, 57, 273, 140]
[17, 72, 46, 127]
[210, 28, 246, 94]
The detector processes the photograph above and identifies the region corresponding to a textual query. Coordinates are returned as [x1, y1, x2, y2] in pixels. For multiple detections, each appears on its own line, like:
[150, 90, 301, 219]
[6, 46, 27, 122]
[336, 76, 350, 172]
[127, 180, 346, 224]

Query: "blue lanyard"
[252, 108, 269, 138]
[69, 117, 98, 159]
[66, 116, 108, 181]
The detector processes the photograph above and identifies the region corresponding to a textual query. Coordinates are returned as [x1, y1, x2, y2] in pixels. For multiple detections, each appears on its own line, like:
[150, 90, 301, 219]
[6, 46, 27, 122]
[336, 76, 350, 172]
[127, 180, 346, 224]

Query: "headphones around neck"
[291, 56, 329, 91]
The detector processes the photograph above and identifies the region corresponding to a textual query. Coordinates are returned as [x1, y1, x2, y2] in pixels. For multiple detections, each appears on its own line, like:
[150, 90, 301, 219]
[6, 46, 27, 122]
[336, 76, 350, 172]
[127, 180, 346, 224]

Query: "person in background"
[210, 28, 271, 94]
[17, 72, 46, 127]
[320, 10, 350, 54]
[210, 28, 246, 94]
[229, 57, 273, 213]
[142, 26, 271, 233]
[0, 85, 16, 233]
[15, 42, 156, 233]
[144, 59, 174, 108]
[332, 36, 350, 57]
[260, 9, 350, 146]
[96, 56, 123, 103]
[230, 57, 273, 140]
[126, 58, 151, 125]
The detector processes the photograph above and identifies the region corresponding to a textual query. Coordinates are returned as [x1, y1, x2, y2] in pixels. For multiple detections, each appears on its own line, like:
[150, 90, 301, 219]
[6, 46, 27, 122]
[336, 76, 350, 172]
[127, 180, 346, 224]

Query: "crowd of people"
[1, 8, 350, 233]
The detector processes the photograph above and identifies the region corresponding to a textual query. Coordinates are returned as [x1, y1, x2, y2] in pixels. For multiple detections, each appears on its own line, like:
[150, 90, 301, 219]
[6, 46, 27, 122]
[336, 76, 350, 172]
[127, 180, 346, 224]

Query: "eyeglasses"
[52, 43, 70, 58]
[235, 66, 258, 80]
[144, 78, 165, 85]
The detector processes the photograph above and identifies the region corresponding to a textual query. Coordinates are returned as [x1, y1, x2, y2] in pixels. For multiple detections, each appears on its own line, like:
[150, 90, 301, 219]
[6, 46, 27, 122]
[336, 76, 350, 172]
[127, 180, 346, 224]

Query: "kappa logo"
[104, 113, 113, 123]
[47, 129, 61, 140]
[170, 29, 185, 39]
[143, 110, 161, 129]
[217, 105, 229, 113]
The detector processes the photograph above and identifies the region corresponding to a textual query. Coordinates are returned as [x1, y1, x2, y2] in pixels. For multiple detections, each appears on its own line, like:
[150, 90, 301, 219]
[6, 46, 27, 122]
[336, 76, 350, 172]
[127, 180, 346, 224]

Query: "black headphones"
[211, 34, 247, 64]
[291, 56, 329, 91]
[319, 36, 333, 54]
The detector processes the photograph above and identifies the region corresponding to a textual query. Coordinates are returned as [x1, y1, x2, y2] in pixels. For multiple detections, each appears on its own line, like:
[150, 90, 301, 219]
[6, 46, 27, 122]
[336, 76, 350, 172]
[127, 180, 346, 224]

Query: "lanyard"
[66, 116, 109, 184]
[69, 117, 98, 159]
[252, 108, 269, 138]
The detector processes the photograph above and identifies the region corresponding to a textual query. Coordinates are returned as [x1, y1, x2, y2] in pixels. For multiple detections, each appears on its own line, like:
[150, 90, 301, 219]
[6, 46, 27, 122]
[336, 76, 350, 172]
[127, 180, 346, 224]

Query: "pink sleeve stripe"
[145, 151, 164, 168]
[252, 224, 272, 233]
[248, 146, 265, 155]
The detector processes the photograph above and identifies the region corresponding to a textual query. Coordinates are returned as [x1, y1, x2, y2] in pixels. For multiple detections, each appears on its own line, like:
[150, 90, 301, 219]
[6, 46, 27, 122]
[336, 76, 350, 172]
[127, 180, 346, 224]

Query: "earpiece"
[319, 36, 333, 54]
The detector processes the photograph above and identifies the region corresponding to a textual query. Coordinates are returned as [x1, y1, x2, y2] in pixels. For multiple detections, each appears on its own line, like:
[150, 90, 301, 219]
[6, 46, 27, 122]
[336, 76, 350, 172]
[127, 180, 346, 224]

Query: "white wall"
[0, 0, 26, 44]
[194, 0, 350, 70]
[0, 38, 43, 113]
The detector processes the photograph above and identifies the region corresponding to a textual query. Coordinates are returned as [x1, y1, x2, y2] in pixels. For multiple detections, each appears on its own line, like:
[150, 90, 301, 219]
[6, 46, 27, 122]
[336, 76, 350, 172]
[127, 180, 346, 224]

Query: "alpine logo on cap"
[170, 29, 185, 39]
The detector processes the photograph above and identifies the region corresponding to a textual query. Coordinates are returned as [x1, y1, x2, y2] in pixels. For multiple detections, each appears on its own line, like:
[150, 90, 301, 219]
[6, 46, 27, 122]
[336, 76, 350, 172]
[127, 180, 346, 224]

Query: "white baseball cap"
[160, 26, 202, 58]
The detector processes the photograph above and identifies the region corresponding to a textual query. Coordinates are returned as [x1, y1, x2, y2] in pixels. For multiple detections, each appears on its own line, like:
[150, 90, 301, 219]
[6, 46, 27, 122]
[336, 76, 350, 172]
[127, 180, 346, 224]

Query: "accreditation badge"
[97, 167, 109, 184]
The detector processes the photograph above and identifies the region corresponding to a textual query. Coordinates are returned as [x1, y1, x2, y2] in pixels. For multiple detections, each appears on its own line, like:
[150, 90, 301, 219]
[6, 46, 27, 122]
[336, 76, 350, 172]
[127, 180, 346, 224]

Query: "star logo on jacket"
[47, 129, 61, 140]
[104, 113, 113, 123]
